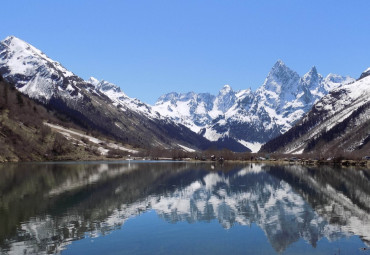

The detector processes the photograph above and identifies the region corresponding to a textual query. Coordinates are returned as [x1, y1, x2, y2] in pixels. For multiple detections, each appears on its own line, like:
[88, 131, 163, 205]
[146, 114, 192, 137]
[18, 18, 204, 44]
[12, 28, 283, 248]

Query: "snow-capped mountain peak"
[322, 73, 354, 92]
[300, 66, 323, 102]
[219, 84, 232, 94]
[1, 36, 74, 79]
[302, 66, 321, 88]
[0, 36, 80, 102]
[270, 59, 294, 76]
[273, 59, 286, 69]
[91, 78, 122, 93]
[155, 92, 179, 105]
[0, 36, 155, 118]
[214, 84, 236, 113]
[359, 67, 370, 80]
[262, 60, 300, 96]
[87, 77, 122, 93]
[87, 76, 100, 87]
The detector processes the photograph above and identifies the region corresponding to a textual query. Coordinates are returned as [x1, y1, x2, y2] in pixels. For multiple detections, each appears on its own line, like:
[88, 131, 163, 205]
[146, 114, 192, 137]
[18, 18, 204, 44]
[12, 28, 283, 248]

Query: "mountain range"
[1, 35, 368, 155]
[154, 61, 354, 152]
[0, 36, 242, 153]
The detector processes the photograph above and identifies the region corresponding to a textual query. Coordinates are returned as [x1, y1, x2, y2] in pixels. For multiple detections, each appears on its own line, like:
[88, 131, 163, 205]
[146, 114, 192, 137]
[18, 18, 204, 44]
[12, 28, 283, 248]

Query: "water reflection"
[0, 162, 369, 254]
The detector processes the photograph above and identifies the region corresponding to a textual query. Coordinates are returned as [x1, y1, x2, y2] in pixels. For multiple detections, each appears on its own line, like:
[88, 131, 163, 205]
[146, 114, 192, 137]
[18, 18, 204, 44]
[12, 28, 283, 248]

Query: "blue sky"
[1, 0, 370, 104]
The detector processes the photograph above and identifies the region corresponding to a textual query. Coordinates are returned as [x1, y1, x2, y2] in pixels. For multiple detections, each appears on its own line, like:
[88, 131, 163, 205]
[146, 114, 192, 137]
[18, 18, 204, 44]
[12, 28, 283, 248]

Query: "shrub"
[81, 137, 90, 144]
[52, 133, 72, 154]
[40, 125, 51, 142]
[107, 148, 127, 158]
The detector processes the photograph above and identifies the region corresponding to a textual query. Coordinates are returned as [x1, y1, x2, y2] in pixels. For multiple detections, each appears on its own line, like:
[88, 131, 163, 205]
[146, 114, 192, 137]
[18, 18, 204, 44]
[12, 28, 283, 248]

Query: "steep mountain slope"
[154, 60, 354, 152]
[0, 36, 228, 151]
[260, 68, 370, 155]
[0, 75, 90, 161]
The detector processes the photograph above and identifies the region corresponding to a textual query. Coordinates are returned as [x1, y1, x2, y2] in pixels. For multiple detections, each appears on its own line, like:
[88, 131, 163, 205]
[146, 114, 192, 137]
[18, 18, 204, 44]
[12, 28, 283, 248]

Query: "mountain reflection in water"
[0, 162, 369, 254]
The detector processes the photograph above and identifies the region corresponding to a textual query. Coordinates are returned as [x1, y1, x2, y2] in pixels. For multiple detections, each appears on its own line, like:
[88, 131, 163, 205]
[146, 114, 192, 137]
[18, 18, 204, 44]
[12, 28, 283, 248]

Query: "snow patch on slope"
[238, 140, 262, 153]
[45, 123, 138, 154]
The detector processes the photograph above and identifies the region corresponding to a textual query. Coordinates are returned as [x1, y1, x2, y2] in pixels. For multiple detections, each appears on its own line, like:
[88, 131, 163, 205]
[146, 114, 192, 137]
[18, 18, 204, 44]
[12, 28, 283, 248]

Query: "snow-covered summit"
[262, 60, 301, 96]
[214, 84, 237, 113]
[301, 66, 322, 90]
[0, 36, 80, 102]
[88, 77, 122, 93]
[359, 67, 370, 80]
[87, 76, 100, 86]
[322, 73, 354, 91]
[1, 36, 74, 78]
[219, 84, 232, 94]
[0, 36, 159, 120]
[153, 85, 239, 133]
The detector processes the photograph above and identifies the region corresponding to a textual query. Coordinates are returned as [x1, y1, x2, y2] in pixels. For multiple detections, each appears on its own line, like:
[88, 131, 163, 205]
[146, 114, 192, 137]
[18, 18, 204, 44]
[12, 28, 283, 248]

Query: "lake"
[0, 161, 369, 254]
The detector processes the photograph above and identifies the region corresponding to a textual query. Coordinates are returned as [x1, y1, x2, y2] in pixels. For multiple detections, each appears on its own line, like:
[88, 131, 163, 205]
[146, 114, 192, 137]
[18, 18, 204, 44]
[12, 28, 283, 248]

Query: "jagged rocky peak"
[215, 84, 236, 112]
[309, 65, 318, 74]
[322, 73, 355, 92]
[270, 60, 295, 75]
[156, 91, 204, 106]
[180, 91, 197, 100]
[325, 73, 348, 83]
[301, 66, 322, 89]
[359, 67, 370, 80]
[197, 92, 215, 102]
[88, 77, 122, 93]
[100, 80, 121, 93]
[263, 60, 300, 93]
[219, 84, 232, 94]
[156, 92, 179, 104]
[87, 77, 100, 86]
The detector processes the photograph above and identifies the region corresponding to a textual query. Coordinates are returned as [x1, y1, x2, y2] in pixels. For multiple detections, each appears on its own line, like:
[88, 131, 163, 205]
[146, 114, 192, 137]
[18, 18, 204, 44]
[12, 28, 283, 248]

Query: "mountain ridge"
[1, 35, 363, 155]
[154, 60, 354, 152]
[1, 36, 247, 152]
[260, 68, 370, 155]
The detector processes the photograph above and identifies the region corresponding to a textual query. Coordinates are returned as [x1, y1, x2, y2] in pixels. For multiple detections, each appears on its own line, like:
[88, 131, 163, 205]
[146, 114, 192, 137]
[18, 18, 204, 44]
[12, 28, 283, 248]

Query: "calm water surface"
[0, 161, 369, 254]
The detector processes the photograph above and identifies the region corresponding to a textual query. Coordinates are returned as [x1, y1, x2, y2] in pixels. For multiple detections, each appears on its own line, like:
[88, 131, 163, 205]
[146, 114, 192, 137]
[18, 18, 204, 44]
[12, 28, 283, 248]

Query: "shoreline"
[1, 157, 369, 169]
